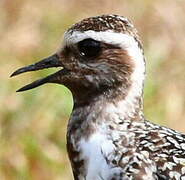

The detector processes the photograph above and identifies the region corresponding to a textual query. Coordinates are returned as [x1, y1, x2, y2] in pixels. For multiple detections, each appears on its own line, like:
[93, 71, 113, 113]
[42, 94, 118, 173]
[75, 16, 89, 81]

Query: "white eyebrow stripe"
[64, 30, 138, 49]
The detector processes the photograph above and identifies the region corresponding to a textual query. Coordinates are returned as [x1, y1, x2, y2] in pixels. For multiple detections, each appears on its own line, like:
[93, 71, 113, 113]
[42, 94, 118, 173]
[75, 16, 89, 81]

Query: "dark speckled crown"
[69, 15, 133, 32]
[68, 14, 142, 48]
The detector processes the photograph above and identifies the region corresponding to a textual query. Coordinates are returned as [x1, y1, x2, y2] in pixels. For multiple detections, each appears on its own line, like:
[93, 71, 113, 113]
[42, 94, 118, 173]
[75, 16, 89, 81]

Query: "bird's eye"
[78, 38, 101, 58]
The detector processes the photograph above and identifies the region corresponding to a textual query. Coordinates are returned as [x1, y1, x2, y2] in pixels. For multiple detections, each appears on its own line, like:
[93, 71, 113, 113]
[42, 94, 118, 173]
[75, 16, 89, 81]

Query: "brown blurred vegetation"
[0, 0, 185, 179]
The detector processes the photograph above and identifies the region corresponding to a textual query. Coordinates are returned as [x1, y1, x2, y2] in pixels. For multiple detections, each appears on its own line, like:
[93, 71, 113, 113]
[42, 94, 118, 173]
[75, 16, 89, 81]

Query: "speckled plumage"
[11, 15, 185, 180]
[67, 100, 185, 180]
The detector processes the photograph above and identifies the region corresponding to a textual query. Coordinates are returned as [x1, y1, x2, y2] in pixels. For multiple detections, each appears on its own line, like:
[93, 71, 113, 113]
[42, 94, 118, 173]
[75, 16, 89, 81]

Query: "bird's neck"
[69, 76, 145, 137]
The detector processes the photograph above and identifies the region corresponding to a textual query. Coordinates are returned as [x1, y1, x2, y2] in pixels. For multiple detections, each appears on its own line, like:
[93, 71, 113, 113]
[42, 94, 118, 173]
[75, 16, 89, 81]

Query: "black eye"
[78, 38, 101, 58]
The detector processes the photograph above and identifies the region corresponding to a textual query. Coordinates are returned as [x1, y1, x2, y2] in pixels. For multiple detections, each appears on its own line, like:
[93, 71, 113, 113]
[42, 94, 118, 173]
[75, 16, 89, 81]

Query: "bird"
[11, 14, 185, 180]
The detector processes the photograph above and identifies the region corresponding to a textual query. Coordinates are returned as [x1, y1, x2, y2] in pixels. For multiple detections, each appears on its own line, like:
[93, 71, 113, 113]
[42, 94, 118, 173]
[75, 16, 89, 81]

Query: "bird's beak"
[10, 53, 69, 92]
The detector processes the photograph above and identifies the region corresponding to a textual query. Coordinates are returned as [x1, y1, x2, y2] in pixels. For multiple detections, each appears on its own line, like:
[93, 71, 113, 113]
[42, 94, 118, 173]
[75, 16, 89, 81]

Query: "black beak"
[10, 54, 68, 92]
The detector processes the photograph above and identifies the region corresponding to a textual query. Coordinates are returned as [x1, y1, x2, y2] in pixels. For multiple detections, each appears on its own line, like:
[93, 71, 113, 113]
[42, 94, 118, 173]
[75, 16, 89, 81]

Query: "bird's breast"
[74, 131, 124, 180]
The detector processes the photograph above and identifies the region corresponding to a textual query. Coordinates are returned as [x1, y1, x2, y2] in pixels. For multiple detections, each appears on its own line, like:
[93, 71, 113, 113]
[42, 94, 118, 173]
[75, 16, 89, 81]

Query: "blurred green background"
[1, 0, 185, 179]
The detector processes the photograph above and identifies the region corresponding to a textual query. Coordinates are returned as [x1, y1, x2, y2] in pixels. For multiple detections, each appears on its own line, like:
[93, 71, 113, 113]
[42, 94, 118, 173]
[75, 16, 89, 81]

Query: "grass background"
[1, 0, 185, 179]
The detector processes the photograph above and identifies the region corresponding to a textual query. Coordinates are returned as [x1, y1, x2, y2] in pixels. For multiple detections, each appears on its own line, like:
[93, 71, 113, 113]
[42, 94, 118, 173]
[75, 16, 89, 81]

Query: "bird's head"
[11, 15, 145, 105]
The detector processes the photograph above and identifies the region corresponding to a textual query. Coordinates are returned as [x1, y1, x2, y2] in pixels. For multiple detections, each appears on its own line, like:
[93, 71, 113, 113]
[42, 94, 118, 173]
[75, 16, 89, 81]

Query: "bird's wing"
[105, 120, 185, 179]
